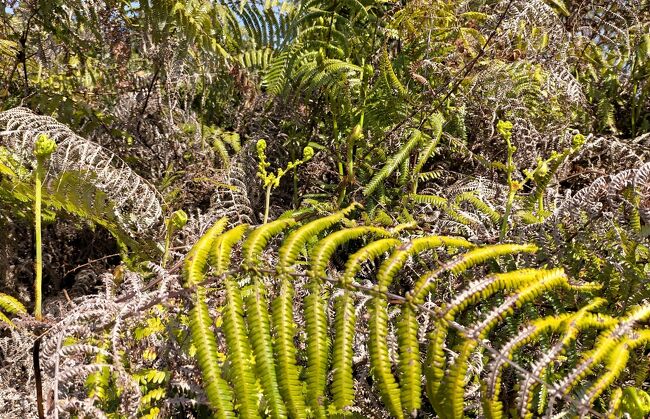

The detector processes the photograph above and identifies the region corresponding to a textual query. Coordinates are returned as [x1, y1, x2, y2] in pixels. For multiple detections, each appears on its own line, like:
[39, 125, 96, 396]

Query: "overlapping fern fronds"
[180, 201, 650, 418]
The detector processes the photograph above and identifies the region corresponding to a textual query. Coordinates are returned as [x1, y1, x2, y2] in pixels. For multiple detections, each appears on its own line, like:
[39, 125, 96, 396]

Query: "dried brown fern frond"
[0, 107, 164, 236]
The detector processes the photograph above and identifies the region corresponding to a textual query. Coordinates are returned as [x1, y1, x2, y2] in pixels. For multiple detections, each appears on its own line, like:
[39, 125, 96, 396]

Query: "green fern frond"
[179, 201, 650, 418]
[245, 282, 287, 418]
[331, 291, 356, 413]
[413, 113, 444, 178]
[454, 191, 501, 224]
[183, 218, 228, 286]
[439, 269, 572, 418]
[277, 203, 359, 270]
[370, 235, 473, 417]
[242, 218, 297, 266]
[0, 292, 25, 328]
[267, 196, 361, 419]
[417, 171, 444, 182]
[210, 224, 249, 274]
[271, 278, 306, 418]
[341, 238, 402, 285]
[376, 236, 474, 288]
[380, 44, 407, 96]
[557, 304, 650, 397]
[0, 292, 26, 316]
[305, 225, 391, 417]
[309, 226, 391, 280]
[410, 193, 448, 207]
[189, 287, 235, 418]
[304, 280, 329, 418]
[223, 275, 259, 418]
[365, 129, 423, 196]
[397, 303, 421, 416]
[425, 268, 562, 411]
[332, 237, 403, 414]
[409, 243, 538, 303]
[368, 295, 404, 418]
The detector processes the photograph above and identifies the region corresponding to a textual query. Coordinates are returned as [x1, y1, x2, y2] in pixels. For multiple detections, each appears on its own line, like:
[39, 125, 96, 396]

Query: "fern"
[380, 44, 407, 97]
[183, 218, 228, 286]
[365, 129, 424, 196]
[0, 108, 163, 235]
[0, 293, 26, 328]
[245, 282, 287, 418]
[189, 287, 236, 418]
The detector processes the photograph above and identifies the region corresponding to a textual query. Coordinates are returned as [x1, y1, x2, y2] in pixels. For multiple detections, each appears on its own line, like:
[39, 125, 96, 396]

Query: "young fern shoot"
[33, 134, 56, 320]
[256, 139, 314, 223]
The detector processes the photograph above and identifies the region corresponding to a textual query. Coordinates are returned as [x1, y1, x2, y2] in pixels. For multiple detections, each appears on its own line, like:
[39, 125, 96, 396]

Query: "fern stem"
[34, 159, 44, 320]
[264, 184, 272, 224]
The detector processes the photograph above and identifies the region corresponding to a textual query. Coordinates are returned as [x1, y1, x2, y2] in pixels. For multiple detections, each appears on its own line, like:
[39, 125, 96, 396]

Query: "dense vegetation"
[1, 0, 649, 417]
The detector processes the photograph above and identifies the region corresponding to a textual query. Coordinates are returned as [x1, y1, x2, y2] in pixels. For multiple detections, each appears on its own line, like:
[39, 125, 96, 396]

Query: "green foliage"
[0, 293, 26, 328]
[2, 1, 650, 418]
[177, 205, 650, 417]
[189, 287, 236, 417]
[365, 128, 424, 197]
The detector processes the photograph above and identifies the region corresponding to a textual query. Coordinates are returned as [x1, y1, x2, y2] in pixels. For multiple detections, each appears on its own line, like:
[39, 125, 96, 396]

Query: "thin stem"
[499, 134, 516, 241]
[33, 336, 44, 419]
[34, 159, 43, 320]
[162, 228, 172, 268]
[264, 184, 272, 224]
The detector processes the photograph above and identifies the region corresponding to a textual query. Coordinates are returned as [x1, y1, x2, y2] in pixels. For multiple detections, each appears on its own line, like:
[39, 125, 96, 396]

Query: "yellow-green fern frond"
[380, 44, 407, 96]
[242, 218, 296, 266]
[211, 224, 249, 274]
[223, 276, 259, 418]
[277, 203, 359, 270]
[0, 293, 26, 328]
[309, 226, 391, 280]
[189, 288, 235, 417]
[183, 218, 228, 286]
